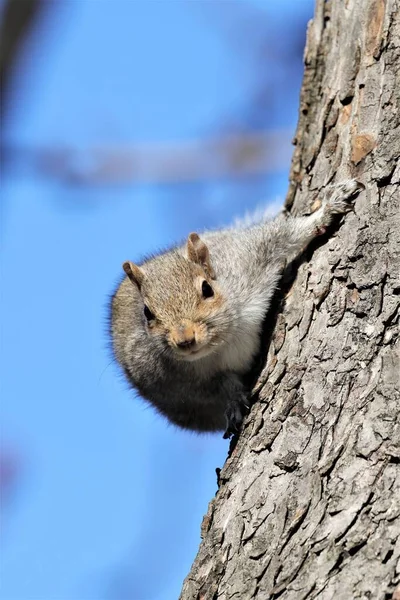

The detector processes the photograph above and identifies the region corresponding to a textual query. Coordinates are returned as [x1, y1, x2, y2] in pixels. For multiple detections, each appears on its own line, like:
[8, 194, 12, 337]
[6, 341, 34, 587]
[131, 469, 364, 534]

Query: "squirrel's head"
[123, 233, 228, 361]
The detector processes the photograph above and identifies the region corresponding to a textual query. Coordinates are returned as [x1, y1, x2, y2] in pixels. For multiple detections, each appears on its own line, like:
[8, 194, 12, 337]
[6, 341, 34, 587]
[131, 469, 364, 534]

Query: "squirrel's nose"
[172, 323, 197, 349]
[176, 337, 196, 349]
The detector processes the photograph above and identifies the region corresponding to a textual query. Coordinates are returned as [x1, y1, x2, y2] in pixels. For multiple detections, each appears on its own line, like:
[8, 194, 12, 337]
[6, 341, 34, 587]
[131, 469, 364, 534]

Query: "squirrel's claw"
[324, 179, 364, 215]
[223, 396, 250, 439]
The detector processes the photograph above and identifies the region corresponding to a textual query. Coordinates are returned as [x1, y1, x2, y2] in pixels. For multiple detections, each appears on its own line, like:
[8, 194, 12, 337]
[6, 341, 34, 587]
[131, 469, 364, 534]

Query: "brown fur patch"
[138, 252, 226, 352]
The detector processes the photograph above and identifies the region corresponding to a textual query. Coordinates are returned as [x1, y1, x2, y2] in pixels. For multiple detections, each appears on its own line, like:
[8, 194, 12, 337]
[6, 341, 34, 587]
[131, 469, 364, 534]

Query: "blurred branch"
[0, 0, 45, 121]
[4, 129, 293, 185]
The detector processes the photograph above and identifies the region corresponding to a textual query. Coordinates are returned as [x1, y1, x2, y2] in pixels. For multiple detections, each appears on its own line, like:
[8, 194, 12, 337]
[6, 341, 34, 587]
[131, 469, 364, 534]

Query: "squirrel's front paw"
[223, 396, 250, 439]
[324, 179, 365, 215]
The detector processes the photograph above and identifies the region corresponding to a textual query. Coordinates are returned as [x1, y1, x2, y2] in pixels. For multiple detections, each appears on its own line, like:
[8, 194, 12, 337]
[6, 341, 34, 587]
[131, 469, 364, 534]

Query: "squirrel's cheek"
[145, 321, 165, 338]
[193, 322, 210, 345]
[197, 293, 227, 321]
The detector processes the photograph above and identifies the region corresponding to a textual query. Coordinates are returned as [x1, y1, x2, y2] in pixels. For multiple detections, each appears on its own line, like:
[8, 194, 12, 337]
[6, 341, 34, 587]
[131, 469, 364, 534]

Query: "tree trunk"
[180, 0, 400, 598]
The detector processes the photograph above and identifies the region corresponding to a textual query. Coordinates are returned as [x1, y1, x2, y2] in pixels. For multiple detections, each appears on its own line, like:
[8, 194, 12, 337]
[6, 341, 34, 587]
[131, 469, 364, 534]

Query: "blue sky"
[0, 2, 313, 599]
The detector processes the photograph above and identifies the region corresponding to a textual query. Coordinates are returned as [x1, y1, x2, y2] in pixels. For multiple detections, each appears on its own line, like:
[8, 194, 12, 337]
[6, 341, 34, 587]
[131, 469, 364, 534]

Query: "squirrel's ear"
[187, 233, 216, 279]
[122, 261, 144, 289]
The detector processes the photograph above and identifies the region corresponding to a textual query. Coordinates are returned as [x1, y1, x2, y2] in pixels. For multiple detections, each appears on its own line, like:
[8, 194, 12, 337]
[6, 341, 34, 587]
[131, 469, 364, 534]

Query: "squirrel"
[109, 180, 364, 438]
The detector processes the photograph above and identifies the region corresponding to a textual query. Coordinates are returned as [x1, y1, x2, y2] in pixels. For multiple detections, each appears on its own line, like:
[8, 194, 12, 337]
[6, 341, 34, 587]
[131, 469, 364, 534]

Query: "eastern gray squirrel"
[110, 180, 364, 438]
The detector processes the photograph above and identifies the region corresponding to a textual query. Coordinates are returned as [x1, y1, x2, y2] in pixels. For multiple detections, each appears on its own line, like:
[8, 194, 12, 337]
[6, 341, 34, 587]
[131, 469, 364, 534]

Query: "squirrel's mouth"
[171, 343, 212, 361]
[168, 322, 212, 360]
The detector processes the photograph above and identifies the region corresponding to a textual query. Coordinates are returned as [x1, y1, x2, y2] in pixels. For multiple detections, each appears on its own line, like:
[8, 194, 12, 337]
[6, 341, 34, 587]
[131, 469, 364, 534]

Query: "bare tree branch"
[4, 130, 293, 185]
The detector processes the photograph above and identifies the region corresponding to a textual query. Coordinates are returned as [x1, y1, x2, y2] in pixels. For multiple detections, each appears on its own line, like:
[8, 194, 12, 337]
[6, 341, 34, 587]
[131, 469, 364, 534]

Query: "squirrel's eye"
[144, 305, 155, 321]
[202, 280, 214, 298]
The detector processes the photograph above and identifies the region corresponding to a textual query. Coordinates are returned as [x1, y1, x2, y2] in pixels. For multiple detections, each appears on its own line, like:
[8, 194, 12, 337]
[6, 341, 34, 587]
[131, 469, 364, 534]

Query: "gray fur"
[110, 180, 364, 436]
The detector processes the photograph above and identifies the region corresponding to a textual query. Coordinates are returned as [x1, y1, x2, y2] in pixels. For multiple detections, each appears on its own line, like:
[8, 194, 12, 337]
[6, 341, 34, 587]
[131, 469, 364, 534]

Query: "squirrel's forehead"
[143, 277, 196, 301]
[143, 254, 201, 281]
[141, 271, 193, 300]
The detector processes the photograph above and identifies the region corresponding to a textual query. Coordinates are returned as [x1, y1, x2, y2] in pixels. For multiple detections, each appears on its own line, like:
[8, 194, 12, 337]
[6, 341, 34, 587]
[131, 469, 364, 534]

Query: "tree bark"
[180, 1, 400, 598]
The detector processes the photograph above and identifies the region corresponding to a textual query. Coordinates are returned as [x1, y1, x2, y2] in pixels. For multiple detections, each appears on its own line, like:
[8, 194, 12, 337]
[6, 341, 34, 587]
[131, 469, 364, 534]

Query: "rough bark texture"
[180, 1, 400, 599]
